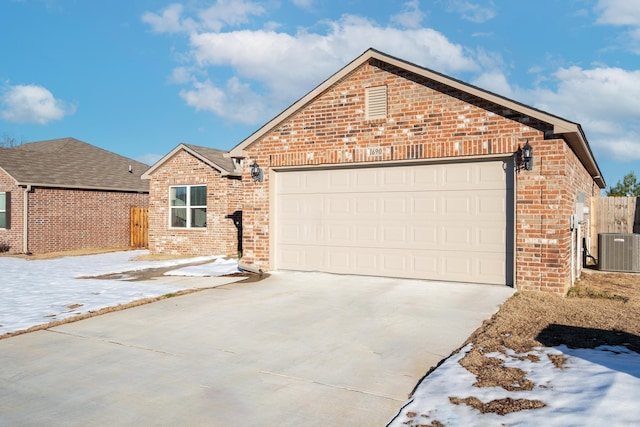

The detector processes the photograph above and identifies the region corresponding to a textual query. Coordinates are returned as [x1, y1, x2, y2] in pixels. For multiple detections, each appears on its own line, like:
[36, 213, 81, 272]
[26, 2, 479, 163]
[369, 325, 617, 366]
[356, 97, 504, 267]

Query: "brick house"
[141, 143, 242, 256]
[146, 49, 605, 294]
[0, 137, 149, 254]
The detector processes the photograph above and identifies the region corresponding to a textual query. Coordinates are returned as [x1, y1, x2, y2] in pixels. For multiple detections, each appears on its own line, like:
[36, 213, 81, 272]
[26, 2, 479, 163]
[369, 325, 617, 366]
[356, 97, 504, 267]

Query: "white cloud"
[0, 84, 74, 125]
[142, 1, 265, 34]
[596, 0, 640, 26]
[142, 3, 194, 34]
[595, 0, 640, 52]
[197, 0, 266, 32]
[143, 2, 481, 125]
[446, 0, 496, 23]
[467, 64, 640, 163]
[535, 67, 640, 124]
[179, 77, 266, 124]
[186, 15, 479, 106]
[529, 66, 640, 161]
[292, 0, 314, 10]
[598, 136, 640, 161]
[169, 66, 195, 84]
[391, 0, 426, 29]
[471, 70, 514, 98]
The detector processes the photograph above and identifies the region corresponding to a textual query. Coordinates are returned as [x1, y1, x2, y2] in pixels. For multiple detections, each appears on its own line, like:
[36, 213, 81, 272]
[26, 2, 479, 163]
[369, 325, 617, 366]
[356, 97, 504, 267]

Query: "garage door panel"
[413, 195, 438, 216]
[413, 254, 439, 275]
[443, 256, 472, 275]
[443, 165, 473, 186]
[279, 245, 324, 271]
[442, 226, 473, 247]
[354, 196, 378, 215]
[479, 227, 508, 249]
[478, 190, 508, 216]
[326, 196, 352, 216]
[354, 252, 378, 270]
[325, 223, 352, 243]
[413, 167, 439, 187]
[355, 224, 378, 242]
[382, 226, 407, 244]
[274, 160, 513, 285]
[413, 226, 438, 246]
[442, 196, 472, 215]
[278, 222, 323, 245]
[382, 197, 409, 215]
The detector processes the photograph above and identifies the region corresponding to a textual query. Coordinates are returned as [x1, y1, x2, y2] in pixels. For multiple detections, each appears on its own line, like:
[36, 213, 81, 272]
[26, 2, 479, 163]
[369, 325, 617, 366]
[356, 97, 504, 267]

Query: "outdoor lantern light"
[250, 161, 263, 183]
[522, 140, 533, 171]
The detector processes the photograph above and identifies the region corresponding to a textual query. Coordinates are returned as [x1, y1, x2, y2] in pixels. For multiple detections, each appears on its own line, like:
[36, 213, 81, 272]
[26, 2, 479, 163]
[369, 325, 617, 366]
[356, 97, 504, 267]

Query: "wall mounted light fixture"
[250, 161, 263, 183]
[522, 140, 533, 171]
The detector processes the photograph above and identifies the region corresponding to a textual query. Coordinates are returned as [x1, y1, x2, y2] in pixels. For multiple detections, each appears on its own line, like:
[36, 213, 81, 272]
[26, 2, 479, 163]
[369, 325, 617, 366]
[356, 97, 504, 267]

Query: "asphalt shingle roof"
[182, 144, 237, 175]
[0, 138, 149, 192]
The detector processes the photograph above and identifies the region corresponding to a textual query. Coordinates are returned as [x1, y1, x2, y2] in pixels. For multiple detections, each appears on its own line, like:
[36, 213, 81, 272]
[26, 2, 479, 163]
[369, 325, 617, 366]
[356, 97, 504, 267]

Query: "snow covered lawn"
[0, 250, 239, 336]
[389, 343, 640, 426]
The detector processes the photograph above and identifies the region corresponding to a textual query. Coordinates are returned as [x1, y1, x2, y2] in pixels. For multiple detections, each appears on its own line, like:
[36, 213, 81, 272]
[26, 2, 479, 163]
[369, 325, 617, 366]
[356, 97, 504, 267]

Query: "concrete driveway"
[0, 271, 513, 426]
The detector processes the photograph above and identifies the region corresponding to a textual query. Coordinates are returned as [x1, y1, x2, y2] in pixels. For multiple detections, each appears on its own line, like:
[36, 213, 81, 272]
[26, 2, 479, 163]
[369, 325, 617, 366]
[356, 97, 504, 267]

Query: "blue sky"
[1, 0, 639, 190]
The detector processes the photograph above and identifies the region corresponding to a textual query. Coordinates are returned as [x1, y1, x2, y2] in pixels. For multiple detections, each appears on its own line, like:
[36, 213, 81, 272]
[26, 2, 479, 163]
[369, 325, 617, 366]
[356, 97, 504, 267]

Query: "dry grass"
[1, 246, 138, 260]
[1, 247, 224, 262]
[427, 268, 640, 419]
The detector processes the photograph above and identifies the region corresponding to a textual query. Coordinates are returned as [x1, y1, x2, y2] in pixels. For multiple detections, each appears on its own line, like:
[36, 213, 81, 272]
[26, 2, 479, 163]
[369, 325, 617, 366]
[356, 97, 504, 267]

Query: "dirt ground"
[425, 268, 640, 419]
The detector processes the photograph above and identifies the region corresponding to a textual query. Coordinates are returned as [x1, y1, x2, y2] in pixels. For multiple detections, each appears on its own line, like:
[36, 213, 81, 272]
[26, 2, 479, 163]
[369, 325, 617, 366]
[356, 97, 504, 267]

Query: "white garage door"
[274, 160, 513, 285]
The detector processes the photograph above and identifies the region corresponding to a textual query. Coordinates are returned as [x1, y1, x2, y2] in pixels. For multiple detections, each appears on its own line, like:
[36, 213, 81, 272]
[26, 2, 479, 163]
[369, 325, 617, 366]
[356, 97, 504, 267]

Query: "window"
[0, 192, 7, 229]
[170, 185, 207, 228]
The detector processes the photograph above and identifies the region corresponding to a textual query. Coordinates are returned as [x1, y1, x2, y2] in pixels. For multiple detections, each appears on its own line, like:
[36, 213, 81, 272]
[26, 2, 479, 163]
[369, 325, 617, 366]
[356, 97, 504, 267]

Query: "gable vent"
[366, 85, 387, 120]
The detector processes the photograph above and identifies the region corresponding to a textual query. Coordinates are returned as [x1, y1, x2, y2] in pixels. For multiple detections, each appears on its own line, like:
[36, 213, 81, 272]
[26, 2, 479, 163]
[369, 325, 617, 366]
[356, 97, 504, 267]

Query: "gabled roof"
[141, 143, 239, 179]
[0, 137, 149, 192]
[229, 48, 605, 188]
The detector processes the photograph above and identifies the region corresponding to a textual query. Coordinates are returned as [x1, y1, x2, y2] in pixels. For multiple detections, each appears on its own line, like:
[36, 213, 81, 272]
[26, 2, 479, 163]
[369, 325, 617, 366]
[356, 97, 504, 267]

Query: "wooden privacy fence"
[130, 207, 149, 248]
[595, 197, 640, 234]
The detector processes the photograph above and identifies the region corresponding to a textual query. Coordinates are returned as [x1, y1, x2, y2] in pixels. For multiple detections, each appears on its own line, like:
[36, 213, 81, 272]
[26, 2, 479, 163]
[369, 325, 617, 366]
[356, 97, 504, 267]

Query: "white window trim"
[0, 192, 6, 229]
[169, 185, 207, 229]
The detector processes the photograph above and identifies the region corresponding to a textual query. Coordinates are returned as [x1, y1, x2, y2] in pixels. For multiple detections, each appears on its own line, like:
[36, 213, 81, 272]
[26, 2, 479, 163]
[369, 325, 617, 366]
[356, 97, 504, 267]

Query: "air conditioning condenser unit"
[598, 233, 640, 273]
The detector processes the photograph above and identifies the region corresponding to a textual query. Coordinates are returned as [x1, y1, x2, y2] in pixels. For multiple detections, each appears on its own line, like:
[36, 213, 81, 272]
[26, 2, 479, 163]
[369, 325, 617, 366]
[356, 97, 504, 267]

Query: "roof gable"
[141, 143, 239, 179]
[229, 48, 604, 188]
[0, 138, 149, 192]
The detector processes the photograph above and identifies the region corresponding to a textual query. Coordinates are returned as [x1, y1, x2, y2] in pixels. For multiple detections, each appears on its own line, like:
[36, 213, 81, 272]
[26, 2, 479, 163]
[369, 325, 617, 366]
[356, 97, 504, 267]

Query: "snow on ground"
[0, 250, 238, 335]
[164, 257, 239, 277]
[388, 343, 640, 426]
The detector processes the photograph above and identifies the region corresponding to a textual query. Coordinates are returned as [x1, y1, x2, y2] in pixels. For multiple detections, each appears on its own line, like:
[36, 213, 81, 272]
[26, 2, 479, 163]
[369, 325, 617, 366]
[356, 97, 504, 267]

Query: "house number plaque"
[366, 147, 384, 157]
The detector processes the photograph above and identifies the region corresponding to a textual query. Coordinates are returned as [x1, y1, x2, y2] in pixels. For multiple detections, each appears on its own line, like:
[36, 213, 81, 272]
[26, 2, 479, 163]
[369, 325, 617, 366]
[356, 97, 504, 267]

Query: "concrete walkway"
[0, 271, 513, 426]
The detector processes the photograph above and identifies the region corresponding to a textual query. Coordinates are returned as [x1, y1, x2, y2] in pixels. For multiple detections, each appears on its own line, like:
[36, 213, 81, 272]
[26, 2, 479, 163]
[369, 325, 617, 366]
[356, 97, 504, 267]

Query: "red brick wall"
[0, 169, 23, 253]
[240, 59, 596, 294]
[147, 150, 242, 256]
[25, 187, 148, 254]
[514, 140, 596, 293]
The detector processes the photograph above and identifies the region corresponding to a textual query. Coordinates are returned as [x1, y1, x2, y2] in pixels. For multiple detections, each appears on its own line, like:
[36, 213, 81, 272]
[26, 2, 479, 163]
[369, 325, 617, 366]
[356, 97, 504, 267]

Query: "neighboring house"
[0, 137, 149, 254]
[141, 143, 242, 256]
[146, 49, 605, 295]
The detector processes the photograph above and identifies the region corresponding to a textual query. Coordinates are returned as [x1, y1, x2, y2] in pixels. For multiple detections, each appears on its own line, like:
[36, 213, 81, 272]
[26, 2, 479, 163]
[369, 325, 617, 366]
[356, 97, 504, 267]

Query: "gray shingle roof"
[142, 143, 239, 178]
[182, 144, 237, 174]
[0, 137, 149, 192]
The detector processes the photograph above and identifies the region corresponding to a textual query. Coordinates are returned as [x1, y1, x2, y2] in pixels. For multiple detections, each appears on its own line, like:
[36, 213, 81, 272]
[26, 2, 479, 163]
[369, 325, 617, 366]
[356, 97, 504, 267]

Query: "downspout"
[238, 262, 263, 275]
[23, 185, 31, 255]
